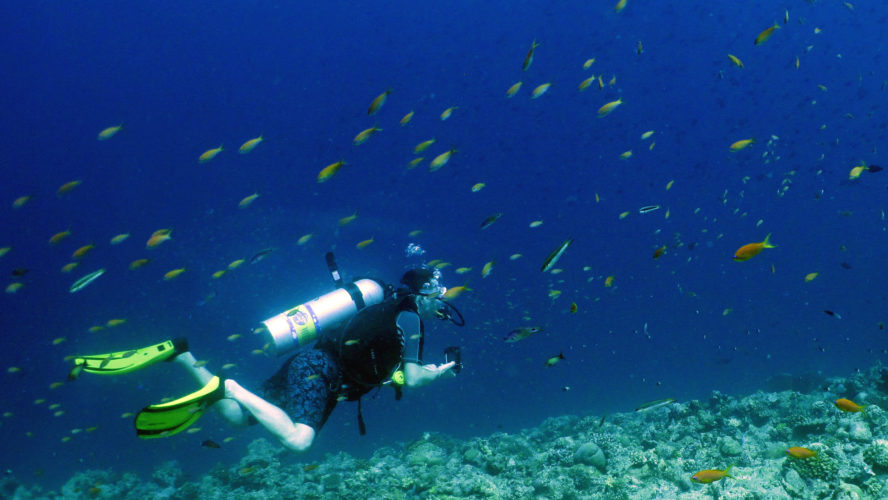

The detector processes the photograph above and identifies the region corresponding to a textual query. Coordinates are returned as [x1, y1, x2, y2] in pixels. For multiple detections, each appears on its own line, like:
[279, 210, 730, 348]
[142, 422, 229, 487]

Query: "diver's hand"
[434, 361, 457, 378]
[403, 361, 457, 388]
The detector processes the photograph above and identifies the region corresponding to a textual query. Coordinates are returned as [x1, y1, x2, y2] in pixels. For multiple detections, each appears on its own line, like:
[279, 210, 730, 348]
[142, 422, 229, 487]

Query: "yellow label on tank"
[285, 305, 318, 346]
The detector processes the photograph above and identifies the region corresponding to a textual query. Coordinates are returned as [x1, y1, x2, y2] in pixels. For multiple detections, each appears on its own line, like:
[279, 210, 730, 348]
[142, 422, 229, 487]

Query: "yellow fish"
[728, 54, 744, 68]
[641, 130, 655, 140]
[61, 262, 79, 273]
[368, 89, 391, 116]
[106, 318, 127, 327]
[522, 39, 541, 71]
[578, 76, 596, 91]
[356, 237, 374, 249]
[212, 270, 227, 279]
[400, 110, 414, 126]
[297, 234, 313, 245]
[338, 211, 358, 226]
[72, 244, 95, 259]
[49, 230, 71, 245]
[597, 98, 623, 117]
[440, 106, 458, 121]
[353, 126, 382, 146]
[97, 125, 123, 140]
[583, 58, 595, 69]
[164, 268, 186, 281]
[57, 180, 82, 196]
[729, 138, 755, 152]
[754, 23, 779, 46]
[529, 220, 543, 228]
[408, 229, 422, 237]
[481, 260, 495, 278]
[455, 267, 472, 274]
[129, 258, 150, 270]
[12, 195, 31, 209]
[804, 272, 818, 283]
[52, 337, 66, 345]
[238, 193, 259, 208]
[429, 149, 457, 172]
[110, 233, 130, 245]
[604, 275, 615, 287]
[614, 0, 627, 13]
[506, 81, 522, 98]
[0, 247, 10, 258]
[471, 182, 486, 192]
[408, 157, 424, 169]
[786, 447, 817, 459]
[88, 325, 104, 332]
[238, 135, 263, 154]
[530, 83, 551, 99]
[317, 160, 346, 183]
[442, 285, 471, 300]
[619, 150, 633, 160]
[227, 334, 242, 342]
[199, 145, 223, 163]
[227, 259, 244, 269]
[848, 163, 868, 180]
[414, 139, 436, 154]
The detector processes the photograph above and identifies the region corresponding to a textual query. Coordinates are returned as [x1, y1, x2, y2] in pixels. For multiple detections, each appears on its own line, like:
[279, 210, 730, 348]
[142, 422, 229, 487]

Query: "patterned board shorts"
[259, 348, 343, 431]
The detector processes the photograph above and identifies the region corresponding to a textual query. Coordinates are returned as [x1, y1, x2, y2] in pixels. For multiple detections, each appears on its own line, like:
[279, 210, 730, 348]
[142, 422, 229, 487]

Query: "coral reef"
[6, 364, 888, 499]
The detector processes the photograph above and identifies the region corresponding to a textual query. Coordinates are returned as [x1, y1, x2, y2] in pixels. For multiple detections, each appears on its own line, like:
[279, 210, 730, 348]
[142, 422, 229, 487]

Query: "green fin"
[73, 340, 177, 376]
[135, 376, 224, 439]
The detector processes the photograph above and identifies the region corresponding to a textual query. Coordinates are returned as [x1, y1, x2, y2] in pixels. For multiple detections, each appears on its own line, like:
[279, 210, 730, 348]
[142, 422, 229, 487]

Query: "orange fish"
[835, 398, 867, 415]
[691, 465, 734, 484]
[733, 233, 775, 261]
[72, 244, 94, 259]
[146, 232, 171, 248]
[786, 447, 817, 459]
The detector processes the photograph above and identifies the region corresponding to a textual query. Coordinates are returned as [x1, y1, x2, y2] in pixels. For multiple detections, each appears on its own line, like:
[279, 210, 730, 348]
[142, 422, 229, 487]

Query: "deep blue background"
[2, 0, 888, 488]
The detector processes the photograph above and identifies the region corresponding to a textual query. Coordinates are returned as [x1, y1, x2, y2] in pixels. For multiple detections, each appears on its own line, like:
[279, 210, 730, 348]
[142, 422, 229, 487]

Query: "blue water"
[2, 0, 887, 489]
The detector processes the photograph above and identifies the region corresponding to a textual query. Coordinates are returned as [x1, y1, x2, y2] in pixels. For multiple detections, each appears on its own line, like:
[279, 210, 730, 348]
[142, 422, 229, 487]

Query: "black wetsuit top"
[260, 295, 417, 431]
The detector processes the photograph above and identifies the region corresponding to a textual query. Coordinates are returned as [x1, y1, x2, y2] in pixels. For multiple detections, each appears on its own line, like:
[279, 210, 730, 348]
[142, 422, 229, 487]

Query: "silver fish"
[69, 268, 105, 293]
[480, 213, 503, 230]
[635, 398, 675, 412]
[541, 238, 573, 272]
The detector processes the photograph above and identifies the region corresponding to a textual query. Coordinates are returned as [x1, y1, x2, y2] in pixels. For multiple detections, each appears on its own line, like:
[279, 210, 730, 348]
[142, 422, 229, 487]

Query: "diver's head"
[400, 267, 446, 316]
[400, 267, 444, 296]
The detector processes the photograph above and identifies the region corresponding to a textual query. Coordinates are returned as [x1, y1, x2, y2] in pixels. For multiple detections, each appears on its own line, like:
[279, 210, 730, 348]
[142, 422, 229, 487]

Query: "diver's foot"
[165, 337, 189, 361]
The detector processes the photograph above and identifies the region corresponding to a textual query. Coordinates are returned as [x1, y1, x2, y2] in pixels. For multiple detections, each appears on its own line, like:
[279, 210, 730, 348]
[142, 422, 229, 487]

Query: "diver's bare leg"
[174, 352, 249, 427]
[224, 379, 316, 453]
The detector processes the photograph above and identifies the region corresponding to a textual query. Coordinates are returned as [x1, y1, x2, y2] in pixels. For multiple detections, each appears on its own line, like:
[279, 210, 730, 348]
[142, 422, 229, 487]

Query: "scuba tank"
[262, 253, 386, 356]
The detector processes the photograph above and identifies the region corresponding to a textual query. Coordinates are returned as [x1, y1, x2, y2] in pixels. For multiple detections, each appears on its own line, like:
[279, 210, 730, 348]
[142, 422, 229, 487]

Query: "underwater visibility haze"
[3, 0, 888, 498]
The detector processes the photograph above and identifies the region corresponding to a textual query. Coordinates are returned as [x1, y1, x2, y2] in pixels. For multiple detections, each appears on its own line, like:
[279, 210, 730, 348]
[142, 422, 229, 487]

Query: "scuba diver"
[68, 253, 464, 452]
